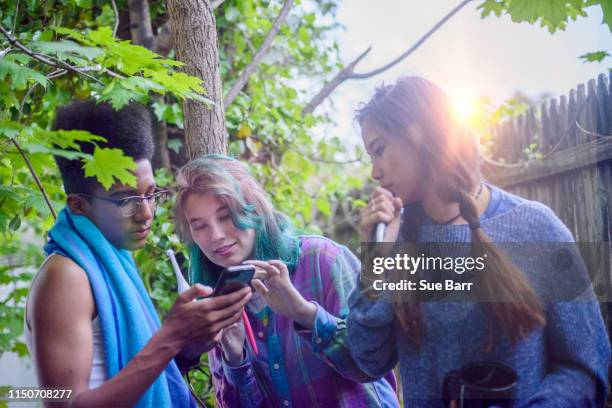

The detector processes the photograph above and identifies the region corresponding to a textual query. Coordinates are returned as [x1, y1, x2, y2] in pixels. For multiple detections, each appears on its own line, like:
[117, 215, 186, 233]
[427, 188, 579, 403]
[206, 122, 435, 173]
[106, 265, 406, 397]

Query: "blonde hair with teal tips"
[175, 154, 301, 286]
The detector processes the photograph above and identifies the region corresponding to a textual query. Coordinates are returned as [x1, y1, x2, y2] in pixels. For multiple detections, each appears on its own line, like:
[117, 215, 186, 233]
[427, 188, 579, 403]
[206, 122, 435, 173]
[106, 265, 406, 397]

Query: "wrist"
[156, 324, 185, 357]
[292, 299, 317, 329]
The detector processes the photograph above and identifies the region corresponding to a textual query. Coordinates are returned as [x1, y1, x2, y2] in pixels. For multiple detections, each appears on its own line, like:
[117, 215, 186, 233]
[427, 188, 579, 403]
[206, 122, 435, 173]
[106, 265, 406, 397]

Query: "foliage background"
[0, 0, 369, 404]
[0, 0, 609, 406]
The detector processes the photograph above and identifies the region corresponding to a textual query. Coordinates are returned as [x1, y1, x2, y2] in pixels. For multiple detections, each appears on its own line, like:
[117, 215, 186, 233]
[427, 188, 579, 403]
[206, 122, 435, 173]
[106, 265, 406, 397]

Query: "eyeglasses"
[80, 189, 170, 218]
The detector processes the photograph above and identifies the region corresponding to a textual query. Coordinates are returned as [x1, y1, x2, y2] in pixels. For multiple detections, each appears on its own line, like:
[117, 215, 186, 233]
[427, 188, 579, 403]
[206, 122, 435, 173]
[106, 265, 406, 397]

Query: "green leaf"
[148, 71, 205, 97]
[579, 50, 610, 62]
[22, 189, 53, 217]
[54, 27, 94, 46]
[507, 0, 568, 32]
[9, 214, 21, 231]
[51, 129, 107, 148]
[121, 76, 165, 93]
[87, 27, 182, 73]
[53, 25, 208, 104]
[12, 342, 29, 357]
[0, 121, 23, 139]
[82, 147, 137, 189]
[601, 0, 612, 32]
[315, 196, 331, 216]
[0, 185, 21, 202]
[19, 141, 91, 160]
[0, 59, 49, 90]
[86, 26, 117, 47]
[479, 0, 599, 33]
[167, 138, 183, 153]
[98, 81, 143, 109]
[478, 0, 506, 18]
[0, 81, 19, 108]
[30, 40, 103, 63]
[8, 54, 33, 65]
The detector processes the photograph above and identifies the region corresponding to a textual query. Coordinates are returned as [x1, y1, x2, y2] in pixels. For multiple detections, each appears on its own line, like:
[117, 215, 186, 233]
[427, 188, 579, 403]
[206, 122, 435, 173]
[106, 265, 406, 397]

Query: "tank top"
[24, 254, 108, 388]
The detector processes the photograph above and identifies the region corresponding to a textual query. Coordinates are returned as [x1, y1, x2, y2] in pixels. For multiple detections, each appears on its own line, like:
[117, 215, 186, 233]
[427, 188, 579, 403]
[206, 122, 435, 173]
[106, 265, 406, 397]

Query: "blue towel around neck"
[44, 207, 194, 408]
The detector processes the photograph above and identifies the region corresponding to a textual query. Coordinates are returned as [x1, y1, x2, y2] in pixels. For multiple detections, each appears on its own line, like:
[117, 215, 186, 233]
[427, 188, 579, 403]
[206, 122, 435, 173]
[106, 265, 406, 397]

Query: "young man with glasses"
[24, 100, 252, 407]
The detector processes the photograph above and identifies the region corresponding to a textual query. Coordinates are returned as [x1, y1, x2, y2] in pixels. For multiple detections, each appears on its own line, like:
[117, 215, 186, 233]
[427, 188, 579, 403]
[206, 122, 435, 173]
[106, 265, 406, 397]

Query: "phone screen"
[211, 265, 255, 296]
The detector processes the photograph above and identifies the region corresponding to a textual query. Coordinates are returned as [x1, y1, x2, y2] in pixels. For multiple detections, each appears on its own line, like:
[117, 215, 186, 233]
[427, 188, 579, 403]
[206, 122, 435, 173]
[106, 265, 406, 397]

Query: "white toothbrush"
[167, 249, 190, 294]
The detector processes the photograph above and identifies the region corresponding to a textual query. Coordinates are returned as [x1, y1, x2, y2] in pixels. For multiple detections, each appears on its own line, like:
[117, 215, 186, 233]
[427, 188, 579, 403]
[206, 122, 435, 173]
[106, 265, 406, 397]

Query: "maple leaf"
[82, 147, 137, 189]
[507, 0, 569, 33]
[579, 50, 610, 63]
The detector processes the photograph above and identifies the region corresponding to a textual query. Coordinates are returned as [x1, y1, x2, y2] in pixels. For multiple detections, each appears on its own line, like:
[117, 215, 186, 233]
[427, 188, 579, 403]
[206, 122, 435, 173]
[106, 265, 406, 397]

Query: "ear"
[67, 194, 91, 216]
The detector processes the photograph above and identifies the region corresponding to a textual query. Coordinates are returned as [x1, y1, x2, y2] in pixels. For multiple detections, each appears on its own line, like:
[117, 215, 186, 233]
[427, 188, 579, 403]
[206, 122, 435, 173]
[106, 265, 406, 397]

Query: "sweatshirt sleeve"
[521, 203, 611, 407]
[209, 346, 266, 408]
[292, 245, 389, 382]
[346, 284, 400, 380]
[521, 299, 610, 407]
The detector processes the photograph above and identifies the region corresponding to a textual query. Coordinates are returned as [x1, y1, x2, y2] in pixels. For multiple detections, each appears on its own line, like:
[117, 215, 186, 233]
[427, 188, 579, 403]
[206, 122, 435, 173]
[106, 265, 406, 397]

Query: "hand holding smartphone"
[211, 264, 256, 296]
[212, 264, 258, 355]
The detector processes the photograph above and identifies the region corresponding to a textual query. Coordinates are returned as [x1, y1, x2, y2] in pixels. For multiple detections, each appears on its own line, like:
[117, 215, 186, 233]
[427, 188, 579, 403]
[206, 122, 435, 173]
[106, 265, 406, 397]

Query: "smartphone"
[210, 265, 255, 297]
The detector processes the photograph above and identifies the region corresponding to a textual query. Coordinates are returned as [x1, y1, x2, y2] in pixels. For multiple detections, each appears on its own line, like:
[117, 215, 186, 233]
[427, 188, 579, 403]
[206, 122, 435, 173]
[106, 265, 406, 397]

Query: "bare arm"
[29, 255, 252, 407]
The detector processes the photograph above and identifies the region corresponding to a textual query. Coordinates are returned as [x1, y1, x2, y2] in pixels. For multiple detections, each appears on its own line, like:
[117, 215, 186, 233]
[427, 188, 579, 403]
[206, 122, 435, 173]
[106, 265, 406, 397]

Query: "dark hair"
[53, 99, 154, 194]
[356, 77, 545, 351]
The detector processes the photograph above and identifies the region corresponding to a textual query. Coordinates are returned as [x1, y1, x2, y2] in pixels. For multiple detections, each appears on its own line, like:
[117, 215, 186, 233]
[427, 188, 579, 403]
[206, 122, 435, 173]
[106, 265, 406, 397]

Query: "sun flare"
[452, 94, 477, 122]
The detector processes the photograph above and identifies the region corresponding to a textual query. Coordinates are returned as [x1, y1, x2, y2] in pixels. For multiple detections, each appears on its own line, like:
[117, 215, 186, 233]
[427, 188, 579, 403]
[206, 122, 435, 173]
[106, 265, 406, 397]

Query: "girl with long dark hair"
[346, 76, 610, 407]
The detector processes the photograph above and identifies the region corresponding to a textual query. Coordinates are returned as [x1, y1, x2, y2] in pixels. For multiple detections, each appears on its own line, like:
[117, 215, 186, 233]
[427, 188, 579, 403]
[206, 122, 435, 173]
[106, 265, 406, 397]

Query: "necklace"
[433, 183, 485, 225]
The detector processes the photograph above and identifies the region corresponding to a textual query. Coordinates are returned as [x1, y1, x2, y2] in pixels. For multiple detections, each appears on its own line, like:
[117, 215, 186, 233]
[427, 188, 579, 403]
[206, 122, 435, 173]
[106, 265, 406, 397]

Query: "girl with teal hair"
[174, 155, 399, 407]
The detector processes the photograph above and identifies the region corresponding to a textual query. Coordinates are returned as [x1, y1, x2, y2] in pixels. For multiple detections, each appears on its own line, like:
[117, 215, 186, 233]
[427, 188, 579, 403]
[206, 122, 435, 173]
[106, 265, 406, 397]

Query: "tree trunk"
[127, 0, 171, 170]
[127, 0, 155, 49]
[167, 0, 227, 158]
[151, 109, 171, 170]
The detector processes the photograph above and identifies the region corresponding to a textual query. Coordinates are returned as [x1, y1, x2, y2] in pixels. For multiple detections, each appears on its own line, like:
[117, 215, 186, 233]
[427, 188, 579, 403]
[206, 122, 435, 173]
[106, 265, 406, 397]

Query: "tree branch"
[0, 47, 11, 59]
[302, 46, 371, 115]
[212, 0, 226, 8]
[352, 0, 473, 78]
[111, 0, 120, 37]
[303, 0, 474, 114]
[10, 138, 57, 220]
[224, 0, 294, 107]
[12, 0, 20, 34]
[0, 25, 105, 84]
[19, 69, 66, 117]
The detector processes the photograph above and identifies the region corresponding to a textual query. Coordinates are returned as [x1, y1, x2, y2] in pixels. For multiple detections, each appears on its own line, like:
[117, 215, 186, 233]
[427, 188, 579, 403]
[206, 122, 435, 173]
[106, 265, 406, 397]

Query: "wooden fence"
[482, 72, 611, 245]
[482, 72, 612, 388]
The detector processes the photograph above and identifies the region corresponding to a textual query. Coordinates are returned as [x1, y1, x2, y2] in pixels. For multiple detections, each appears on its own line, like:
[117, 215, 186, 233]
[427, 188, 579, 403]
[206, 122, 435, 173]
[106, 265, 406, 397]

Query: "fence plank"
[541, 101, 552, 153]
[597, 73, 610, 136]
[576, 84, 589, 145]
[549, 98, 560, 150]
[568, 88, 579, 148]
[484, 137, 612, 188]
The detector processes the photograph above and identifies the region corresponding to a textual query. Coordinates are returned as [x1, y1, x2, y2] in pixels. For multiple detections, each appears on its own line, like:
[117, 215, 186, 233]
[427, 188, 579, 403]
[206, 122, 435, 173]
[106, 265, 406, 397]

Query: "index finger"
[268, 260, 288, 275]
[178, 283, 213, 303]
[243, 260, 279, 276]
[252, 267, 270, 280]
[393, 197, 403, 211]
[372, 186, 394, 199]
[199, 286, 252, 312]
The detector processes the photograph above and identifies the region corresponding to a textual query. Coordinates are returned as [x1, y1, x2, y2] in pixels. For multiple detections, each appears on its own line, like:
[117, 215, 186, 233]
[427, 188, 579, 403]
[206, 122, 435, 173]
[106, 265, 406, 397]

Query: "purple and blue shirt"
[208, 235, 399, 407]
